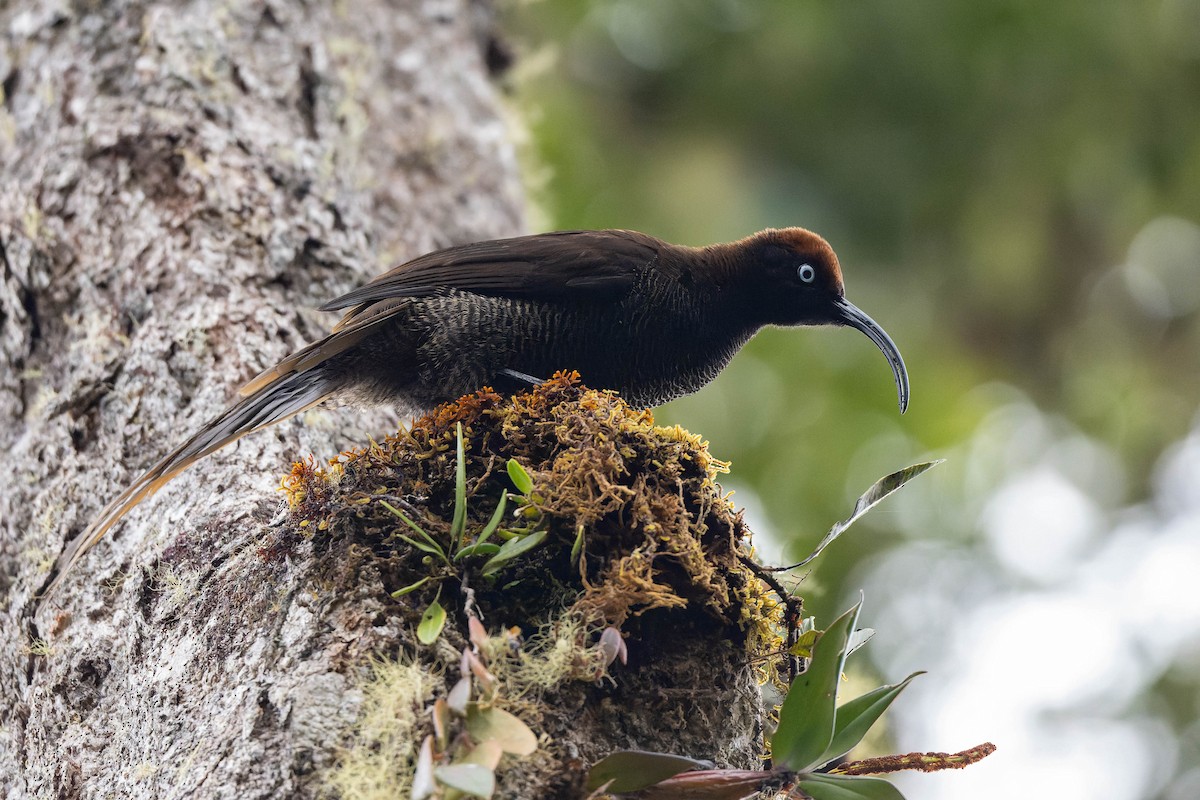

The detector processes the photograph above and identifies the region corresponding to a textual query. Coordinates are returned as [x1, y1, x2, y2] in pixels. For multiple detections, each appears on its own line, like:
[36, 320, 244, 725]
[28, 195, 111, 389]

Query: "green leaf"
[799, 774, 906, 800]
[451, 422, 468, 547]
[822, 672, 924, 764]
[465, 704, 538, 755]
[480, 529, 548, 577]
[454, 542, 502, 559]
[786, 461, 942, 570]
[506, 458, 533, 495]
[394, 533, 449, 563]
[455, 492, 507, 560]
[435, 763, 495, 798]
[391, 576, 435, 598]
[417, 598, 447, 645]
[586, 750, 713, 793]
[570, 524, 585, 565]
[380, 501, 448, 563]
[788, 629, 820, 659]
[771, 598, 862, 772]
[379, 500, 428, 536]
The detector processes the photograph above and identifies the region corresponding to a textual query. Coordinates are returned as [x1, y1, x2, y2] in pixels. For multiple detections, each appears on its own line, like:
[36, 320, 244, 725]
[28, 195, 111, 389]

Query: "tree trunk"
[1, 1, 524, 796]
[2, 3, 777, 799]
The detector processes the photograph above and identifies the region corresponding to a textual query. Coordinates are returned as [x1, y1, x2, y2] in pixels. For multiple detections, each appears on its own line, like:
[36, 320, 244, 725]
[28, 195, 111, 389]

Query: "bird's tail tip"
[40, 369, 335, 599]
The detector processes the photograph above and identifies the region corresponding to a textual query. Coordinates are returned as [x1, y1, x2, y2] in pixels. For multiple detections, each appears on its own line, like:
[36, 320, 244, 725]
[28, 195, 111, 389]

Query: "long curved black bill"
[835, 298, 910, 413]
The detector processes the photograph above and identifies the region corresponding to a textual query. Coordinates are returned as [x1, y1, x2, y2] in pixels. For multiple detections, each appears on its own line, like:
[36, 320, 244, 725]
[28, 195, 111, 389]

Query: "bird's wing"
[237, 309, 397, 396]
[320, 230, 664, 319]
[238, 230, 666, 398]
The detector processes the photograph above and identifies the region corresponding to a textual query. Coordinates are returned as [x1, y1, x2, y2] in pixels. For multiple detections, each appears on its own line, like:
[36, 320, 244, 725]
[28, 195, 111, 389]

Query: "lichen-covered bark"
[0, 1, 522, 797]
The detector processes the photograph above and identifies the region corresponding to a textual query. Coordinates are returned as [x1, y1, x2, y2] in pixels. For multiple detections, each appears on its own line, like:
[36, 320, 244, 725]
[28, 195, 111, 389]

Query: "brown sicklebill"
[44, 227, 909, 597]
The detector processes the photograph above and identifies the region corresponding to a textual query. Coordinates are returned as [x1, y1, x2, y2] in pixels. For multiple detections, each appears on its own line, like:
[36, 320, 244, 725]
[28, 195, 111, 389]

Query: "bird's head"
[734, 227, 910, 413]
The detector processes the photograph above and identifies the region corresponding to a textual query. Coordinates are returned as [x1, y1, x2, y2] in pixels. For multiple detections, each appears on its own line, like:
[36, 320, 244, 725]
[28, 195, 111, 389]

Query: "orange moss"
[288, 372, 786, 661]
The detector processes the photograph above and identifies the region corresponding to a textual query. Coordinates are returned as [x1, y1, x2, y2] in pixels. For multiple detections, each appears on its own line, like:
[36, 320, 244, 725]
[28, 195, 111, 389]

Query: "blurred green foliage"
[504, 0, 1200, 612]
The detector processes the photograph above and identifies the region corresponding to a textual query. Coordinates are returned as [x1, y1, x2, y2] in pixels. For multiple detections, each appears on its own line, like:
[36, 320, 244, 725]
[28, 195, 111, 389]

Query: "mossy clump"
[283, 371, 782, 655]
[282, 372, 791, 797]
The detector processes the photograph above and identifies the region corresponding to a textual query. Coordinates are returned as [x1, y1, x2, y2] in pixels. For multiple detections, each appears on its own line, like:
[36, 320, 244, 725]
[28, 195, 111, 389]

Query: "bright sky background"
[744, 398, 1200, 799]
[868, 405, 1200, 800]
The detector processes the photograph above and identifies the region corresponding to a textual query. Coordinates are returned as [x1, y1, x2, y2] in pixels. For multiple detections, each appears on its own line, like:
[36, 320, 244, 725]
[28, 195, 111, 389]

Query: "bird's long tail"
[43, 368, 335, 598]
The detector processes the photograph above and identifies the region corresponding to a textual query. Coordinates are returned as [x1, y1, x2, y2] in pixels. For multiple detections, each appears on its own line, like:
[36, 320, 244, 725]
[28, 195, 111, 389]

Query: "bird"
[44, 227, 909, 596]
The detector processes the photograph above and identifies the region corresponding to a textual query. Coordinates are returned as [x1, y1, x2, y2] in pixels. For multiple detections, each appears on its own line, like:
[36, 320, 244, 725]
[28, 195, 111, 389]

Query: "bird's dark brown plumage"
[46, 227, 908, 595]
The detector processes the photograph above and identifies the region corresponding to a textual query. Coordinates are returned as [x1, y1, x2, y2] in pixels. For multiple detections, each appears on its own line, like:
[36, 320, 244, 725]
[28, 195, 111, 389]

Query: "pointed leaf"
[771, 598, 862, 771]
[432, 698, 450, 750]
[451, 423, 468, 546]
[466, 704, 538, 755]
[570, 524, 585, 565]
[456, 493, 508, 561]
[394, 532, 448, 560]
[586, 750, 714, 793]
[447, 677, 472, 715]
[463, 650, 497, 696]
[823, 672, 924, 764]
[391, 576, 435, 598]
[598, 627, 627, 666]
[506, 459, 533, 495]
[468, 616, 488, 649]
[846, 627, 876, 658]
[435, 763, 495, 798]
[455, 542, 503, 559]
[785, 462, 942, 570]
[630, 769, 774, 800]
[788, 629, 820, 659]
[799, 774, 906, 800]
[477, 492, 508, 546]
[381, 501, 448, 563]
[480, 529, 548, 577]
[412, 736, 436, 800]
[418, 599, 447, 645]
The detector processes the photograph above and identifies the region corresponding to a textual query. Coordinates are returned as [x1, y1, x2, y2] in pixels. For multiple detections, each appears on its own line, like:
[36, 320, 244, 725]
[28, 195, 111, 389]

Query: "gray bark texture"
[0, 0, 524, 796]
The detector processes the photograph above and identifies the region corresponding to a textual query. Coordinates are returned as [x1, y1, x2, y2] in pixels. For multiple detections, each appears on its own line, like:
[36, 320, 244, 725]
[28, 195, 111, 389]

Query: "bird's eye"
[797, 264, 816, 283]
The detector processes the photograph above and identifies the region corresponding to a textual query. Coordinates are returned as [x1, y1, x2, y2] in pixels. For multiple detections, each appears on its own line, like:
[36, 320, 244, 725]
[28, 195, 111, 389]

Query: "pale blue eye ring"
[798, 264, 816, 283]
